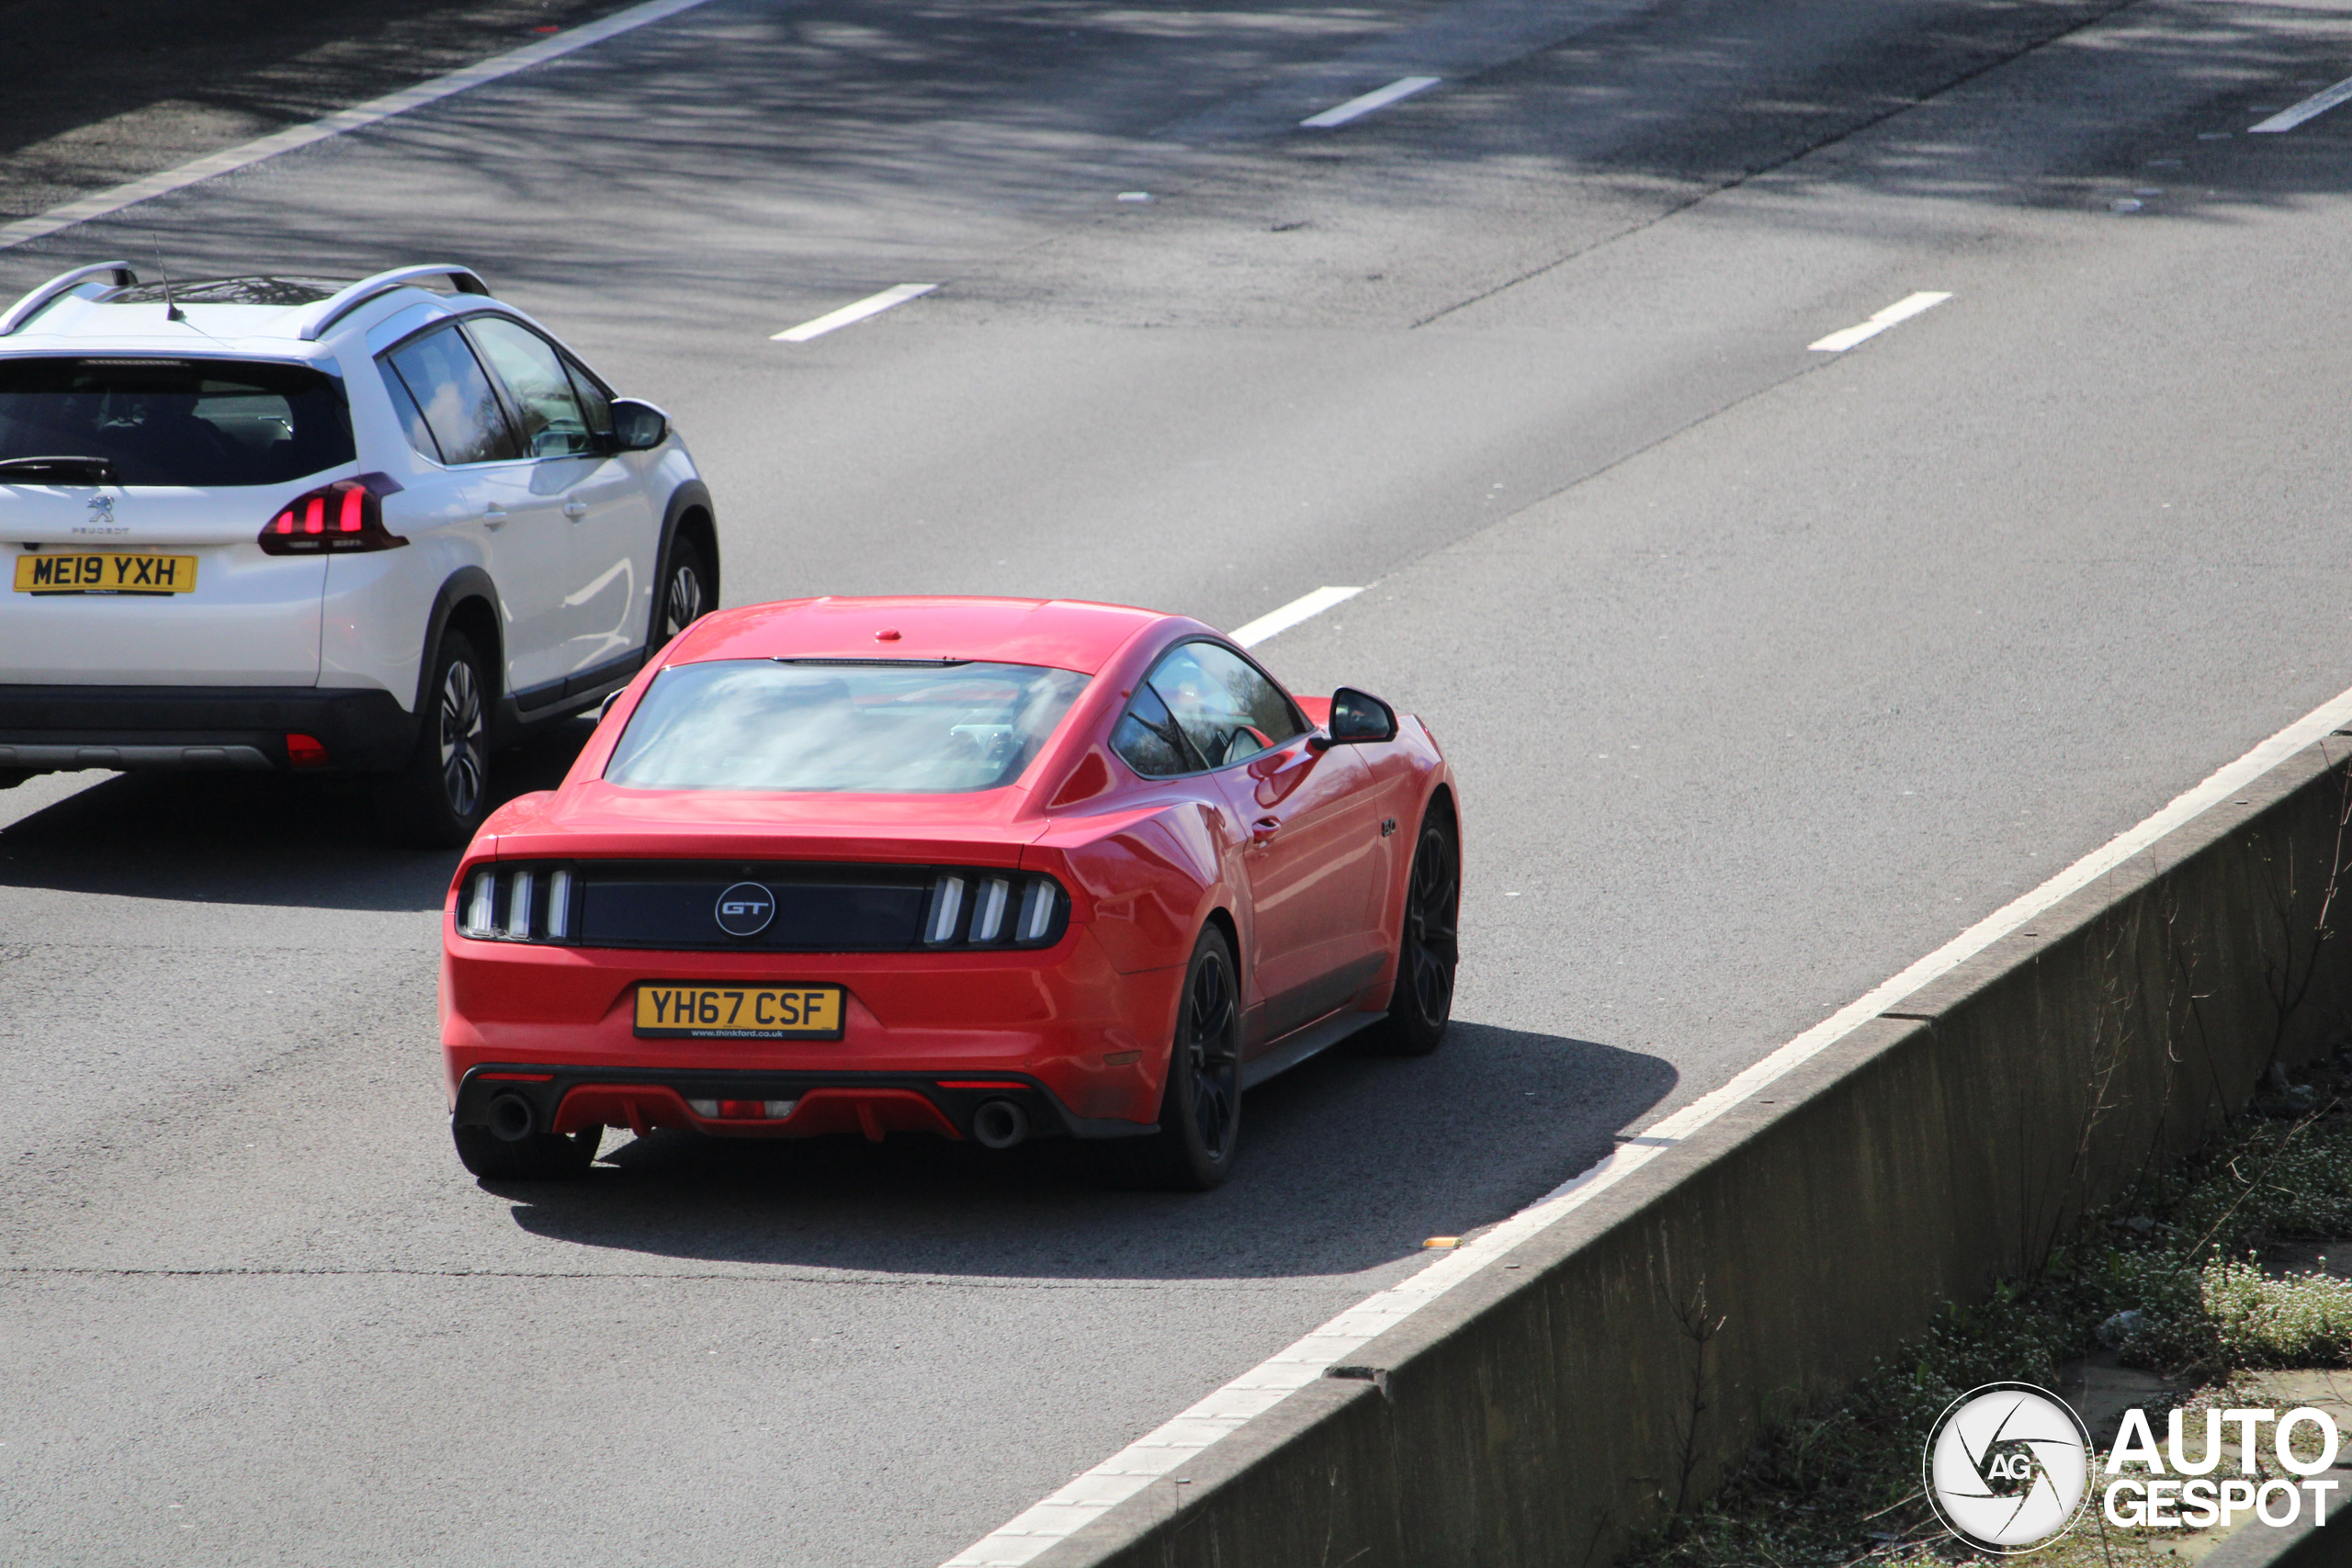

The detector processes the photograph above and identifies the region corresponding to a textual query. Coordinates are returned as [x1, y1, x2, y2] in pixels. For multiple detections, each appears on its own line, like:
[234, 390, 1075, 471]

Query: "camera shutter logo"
[715, 883, 775, 939]
[1925, 1383, 2093, 1553]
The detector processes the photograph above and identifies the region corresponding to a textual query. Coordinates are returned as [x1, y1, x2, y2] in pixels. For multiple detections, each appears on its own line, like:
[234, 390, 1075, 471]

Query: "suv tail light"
[258, 475, 408, 555]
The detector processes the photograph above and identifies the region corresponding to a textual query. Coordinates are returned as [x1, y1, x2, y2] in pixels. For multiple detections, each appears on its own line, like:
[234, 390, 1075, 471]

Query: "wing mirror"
[1312, 687, 1398, 749]
[609, 398, 669, 452]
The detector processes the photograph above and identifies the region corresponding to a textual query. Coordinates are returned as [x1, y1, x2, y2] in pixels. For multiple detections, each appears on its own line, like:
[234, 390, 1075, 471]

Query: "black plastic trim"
[0, 684, 417, 772]
[453, 1063, 1154, 1139]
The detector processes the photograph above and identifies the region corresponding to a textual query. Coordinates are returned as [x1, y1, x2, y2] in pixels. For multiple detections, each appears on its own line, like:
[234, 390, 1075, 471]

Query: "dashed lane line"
[2251, 74, 2352, 133]
[770, 284, 941, 344]
[1228, 586, 1363, 649]
[1300, 75, 1442, 129]
[1807, 290, 1952, 353]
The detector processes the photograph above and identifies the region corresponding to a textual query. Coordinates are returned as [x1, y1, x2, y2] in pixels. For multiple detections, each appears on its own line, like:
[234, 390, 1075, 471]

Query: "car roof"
[665, 596, 1178, 676]
[0, 264, 515, 363]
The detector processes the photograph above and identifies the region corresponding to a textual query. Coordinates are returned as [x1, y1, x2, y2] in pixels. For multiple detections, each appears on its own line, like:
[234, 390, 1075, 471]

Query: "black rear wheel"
[1360, 807, 1458, 1055]
[1116, 926, 1243, 1190]
[453, 1121, 601, 1181]
[374, 629, 492, 849]
[656, 533, 710, 649]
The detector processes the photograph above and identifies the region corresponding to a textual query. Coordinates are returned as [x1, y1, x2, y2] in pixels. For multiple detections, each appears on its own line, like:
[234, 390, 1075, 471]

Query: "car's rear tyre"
[452, 1120, 601, 1181]
[657, 533, 710, 649]
[1357, 807, 1458, 1056]
[1115, 926, 1243, 1191]
[374, 629, 492, 849]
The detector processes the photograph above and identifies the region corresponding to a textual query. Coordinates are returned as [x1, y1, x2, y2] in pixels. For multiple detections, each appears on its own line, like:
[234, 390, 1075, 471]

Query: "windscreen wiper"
[0, 456, 118, 484]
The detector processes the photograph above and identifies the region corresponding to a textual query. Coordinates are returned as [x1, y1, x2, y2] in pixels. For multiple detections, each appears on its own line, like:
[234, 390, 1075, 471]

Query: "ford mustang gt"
[440, 594, 1459, 1189]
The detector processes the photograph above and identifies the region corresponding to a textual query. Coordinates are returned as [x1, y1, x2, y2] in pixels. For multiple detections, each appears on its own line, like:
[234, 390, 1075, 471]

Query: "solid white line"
[941, 678, 2352, 1568]
[2251, 75, 2352, 133]
[1228, 586, 1363, 649]
[770, 284, 940, 344]
[0, 0, 716, 254]
[1807, 289, 1952, 353]
[1300, 75, 1442, 129]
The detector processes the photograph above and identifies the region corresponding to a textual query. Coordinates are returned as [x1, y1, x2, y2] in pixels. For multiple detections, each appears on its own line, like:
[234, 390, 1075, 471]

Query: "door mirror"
[1321, 687, 1397, 746]
[609, 398, 669, 451]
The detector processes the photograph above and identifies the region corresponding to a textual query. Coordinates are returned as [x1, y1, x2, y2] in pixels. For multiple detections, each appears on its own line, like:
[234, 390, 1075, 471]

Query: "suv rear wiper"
[0, 455, 119, 484]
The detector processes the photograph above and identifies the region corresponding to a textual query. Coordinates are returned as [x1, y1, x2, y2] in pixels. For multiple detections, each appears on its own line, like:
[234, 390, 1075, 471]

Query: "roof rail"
[296, 265, 492, 343]
[0, 261, 138, 337]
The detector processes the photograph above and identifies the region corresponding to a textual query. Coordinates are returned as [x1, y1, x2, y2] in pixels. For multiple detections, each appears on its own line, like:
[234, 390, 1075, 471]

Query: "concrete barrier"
[1031, 735, 2352, 1568]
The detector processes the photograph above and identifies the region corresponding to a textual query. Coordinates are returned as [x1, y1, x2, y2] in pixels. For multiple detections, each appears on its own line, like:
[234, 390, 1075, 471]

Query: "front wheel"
[374, 629, 492, 849]
[1117, 926, 1243, 1190]
[1359, 807, 1458, 1055]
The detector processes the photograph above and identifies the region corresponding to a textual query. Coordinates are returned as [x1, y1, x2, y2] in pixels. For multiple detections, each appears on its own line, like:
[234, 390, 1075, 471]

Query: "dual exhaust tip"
[489, 1089, 1034, 1149]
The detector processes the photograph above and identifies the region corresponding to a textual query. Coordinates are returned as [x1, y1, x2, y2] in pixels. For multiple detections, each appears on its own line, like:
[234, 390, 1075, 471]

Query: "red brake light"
[258, 476, 408, 555]
[285, 733, 329, 767]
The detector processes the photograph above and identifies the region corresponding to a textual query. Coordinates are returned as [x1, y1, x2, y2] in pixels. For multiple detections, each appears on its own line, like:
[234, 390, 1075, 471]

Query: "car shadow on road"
[0, 718, 594, 911]
[496, 1020, 1677, 1281]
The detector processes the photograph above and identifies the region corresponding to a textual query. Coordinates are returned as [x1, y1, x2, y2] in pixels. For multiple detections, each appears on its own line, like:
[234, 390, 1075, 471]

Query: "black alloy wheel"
[659, 534, 708, 648]
[1362, 807, 1458, 1055]
[375, 628, 493, 849]
[1121, 926, 1243, 1190]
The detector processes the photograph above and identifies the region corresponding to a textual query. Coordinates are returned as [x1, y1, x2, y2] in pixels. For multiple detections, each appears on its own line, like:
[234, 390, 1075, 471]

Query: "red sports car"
[439, 595, 1459, 1189]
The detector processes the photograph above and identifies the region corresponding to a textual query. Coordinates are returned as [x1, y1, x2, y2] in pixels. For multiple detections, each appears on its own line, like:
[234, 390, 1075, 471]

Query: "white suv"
[0, 262, 718, 844]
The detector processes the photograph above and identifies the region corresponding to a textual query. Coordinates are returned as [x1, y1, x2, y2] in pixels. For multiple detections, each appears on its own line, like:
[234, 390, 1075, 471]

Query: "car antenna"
[149, 237, 184, 322]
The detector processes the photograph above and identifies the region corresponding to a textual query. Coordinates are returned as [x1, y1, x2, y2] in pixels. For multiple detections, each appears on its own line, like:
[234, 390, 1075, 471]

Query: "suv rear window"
[606, 660, 1092, 795]
[0, 357, 356, 487]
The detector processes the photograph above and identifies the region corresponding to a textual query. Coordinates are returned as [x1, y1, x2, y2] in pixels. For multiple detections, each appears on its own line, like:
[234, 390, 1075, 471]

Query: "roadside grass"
[1624, 1052, 2352, 1568]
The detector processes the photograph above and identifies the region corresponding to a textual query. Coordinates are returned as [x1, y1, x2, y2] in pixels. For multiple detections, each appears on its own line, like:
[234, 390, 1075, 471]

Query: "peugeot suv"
[0, 262, 719, 845]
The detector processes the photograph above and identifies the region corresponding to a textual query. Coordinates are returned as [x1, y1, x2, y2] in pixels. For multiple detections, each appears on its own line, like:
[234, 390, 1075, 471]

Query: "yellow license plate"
[634, 984, 844, 1040]
[14, 552, 198, 594]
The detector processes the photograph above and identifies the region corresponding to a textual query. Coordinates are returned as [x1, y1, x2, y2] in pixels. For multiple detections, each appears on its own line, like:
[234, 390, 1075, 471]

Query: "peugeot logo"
[714, 882, 776, 939]
[85, 494, 114, 523]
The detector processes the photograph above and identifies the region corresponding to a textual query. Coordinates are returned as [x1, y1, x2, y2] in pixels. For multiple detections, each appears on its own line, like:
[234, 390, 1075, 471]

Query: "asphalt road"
[6, 0, 2352, 1562]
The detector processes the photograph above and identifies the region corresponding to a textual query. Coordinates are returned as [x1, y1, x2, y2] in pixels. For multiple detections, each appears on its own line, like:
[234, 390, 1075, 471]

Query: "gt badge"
[714, 882, 776, 938]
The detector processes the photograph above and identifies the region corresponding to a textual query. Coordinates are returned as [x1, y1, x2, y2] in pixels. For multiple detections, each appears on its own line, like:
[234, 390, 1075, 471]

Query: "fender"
[650, 479, 719, 646]
[416, 567, 503, 715]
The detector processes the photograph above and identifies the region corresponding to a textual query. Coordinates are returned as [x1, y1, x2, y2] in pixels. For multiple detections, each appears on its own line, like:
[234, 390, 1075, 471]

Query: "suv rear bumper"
[0, 684, 417, 775]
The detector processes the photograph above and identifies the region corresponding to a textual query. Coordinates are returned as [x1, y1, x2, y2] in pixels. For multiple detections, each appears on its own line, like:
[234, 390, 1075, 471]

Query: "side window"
[379, 367, 441, 461]
[381, 327, 521, 465]
[466, 317, 594, 458]
[1146, 642, 1305, 769]
[1109, 681, 1204, 779]
[562, 355, 615, 441]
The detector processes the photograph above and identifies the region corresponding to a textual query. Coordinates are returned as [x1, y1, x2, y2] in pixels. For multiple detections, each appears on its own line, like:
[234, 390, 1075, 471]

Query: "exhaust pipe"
[488, 1093, 537, 1143]
[971, 1099, 1029, 1150]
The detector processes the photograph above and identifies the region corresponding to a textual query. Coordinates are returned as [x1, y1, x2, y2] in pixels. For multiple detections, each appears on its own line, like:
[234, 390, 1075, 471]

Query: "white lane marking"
[1228, 586, 1363, 649]
[1808, 290, 1951, 353]
[941, 678, 2352, 1568]
[2251, 74, 2352, 133]
[1300, 75, 1442, 129]
[0, 0, 715, 254]
[770, 284, 940, 344]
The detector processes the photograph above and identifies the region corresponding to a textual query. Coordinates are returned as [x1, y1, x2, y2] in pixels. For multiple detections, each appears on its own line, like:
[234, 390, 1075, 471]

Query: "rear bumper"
[0, 684, 416, 774]
[441, 925, 1183, 1131]
[454, 1063, 1155, 1142]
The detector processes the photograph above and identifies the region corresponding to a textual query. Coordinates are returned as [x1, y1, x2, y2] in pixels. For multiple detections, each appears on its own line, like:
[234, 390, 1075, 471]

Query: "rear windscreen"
[0, 358, 356, 487]
[606, 660, 1093, 795]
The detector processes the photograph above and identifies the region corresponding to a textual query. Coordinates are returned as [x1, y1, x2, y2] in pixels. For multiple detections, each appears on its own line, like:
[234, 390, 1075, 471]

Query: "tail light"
[922, 872, 1067, 948]
[258, 475, 408, 555]
[459, 865, 573, 942]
